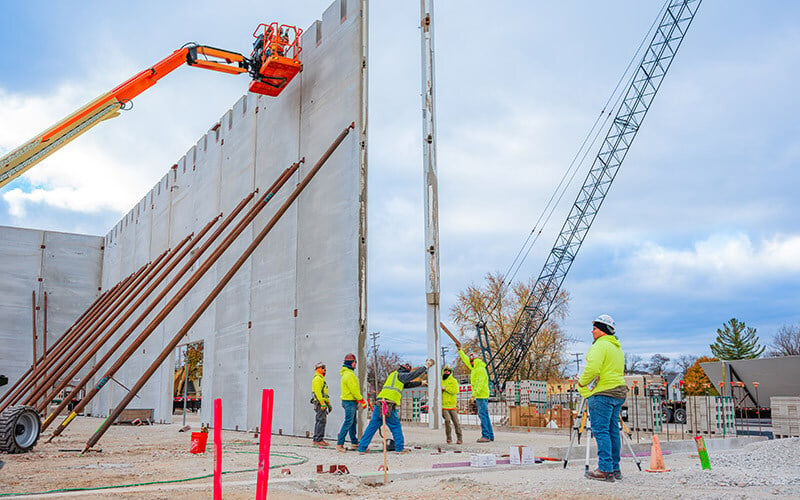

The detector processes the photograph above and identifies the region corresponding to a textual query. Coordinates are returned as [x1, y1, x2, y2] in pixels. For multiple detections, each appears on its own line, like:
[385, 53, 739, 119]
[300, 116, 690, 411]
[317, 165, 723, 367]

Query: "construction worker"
[578, 314, 627, 482]
[337, 353, 369, 452]
[441, 364, 462, 444]
[455, 341, 493, 442]
[311, 361, 331, 446]
[357, 359, 434, 454]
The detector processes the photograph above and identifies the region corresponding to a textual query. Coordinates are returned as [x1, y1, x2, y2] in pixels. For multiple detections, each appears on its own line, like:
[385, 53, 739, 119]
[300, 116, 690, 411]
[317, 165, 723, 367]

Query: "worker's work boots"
[586, 469, 615, 482]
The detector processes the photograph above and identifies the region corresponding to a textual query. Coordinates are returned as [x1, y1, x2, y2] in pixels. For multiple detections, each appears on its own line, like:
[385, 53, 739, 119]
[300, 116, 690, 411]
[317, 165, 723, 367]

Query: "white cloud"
[627, 233, 800, 294]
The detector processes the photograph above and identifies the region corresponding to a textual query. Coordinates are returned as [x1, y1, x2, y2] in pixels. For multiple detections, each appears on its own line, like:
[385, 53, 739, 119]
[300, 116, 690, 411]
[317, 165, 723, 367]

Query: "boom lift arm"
[0, 23, 302, 188]
[477, 0, 702, 392]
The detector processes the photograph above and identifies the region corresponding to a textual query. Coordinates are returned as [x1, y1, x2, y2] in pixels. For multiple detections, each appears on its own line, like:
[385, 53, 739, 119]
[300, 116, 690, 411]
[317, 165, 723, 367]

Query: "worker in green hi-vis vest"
[357, 359, 434, 454]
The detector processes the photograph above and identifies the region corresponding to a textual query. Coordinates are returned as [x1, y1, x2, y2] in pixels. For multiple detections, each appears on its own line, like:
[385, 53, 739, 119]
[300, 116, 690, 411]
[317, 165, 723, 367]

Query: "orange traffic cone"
[645, 435, 670, 472]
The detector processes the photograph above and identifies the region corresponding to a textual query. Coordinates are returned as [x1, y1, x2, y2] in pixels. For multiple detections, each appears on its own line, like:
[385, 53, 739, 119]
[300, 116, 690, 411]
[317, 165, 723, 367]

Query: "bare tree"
[625, 353, 644, 374]
[449, 272, 573, 381]
[768, 324, 800, 357]
[365, 349, 402, 396]
[648, 354, 670, 375]
[673, 354, 698, 375]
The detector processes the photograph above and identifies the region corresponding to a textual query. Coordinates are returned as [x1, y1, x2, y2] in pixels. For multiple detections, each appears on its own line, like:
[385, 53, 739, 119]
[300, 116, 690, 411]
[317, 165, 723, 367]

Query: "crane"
[476, 0, 703, 392]
[0, 22, 302, 189]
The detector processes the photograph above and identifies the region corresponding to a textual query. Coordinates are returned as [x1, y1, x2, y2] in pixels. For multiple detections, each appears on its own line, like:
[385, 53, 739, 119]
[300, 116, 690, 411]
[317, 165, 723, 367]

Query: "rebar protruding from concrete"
[31, 291, 37, 372]
[0, 271, 138, 414]
[83, 122, 354, 452]
[43, 191, 254, 432]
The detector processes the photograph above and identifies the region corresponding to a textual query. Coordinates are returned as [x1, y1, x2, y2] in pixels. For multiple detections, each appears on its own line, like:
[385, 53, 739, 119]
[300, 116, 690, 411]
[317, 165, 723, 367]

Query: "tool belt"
[377, 398, 396, 416]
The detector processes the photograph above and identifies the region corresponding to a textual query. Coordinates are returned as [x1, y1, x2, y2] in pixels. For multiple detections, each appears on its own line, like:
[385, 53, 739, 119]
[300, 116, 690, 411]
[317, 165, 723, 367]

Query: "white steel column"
[420, 0, 441, 429]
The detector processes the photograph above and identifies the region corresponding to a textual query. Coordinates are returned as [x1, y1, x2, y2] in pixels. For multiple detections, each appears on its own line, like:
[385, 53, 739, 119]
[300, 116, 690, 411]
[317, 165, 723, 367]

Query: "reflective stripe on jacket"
[377, 370, 404, 405]
[340, 366, 363, 401]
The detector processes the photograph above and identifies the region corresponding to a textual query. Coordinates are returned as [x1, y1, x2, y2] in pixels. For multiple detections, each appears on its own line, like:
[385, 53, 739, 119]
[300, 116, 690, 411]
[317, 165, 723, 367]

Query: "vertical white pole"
[358, 0, 370, 436]
[420, 0, 441, 430]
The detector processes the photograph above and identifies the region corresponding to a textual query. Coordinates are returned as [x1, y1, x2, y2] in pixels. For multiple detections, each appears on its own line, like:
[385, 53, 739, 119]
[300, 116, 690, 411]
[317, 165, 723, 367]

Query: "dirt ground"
[1, 413, 799, 499]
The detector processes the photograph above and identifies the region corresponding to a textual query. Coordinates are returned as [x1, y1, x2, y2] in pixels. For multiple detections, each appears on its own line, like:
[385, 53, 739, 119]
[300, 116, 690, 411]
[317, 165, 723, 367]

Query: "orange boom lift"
[0, 22, 302, 188]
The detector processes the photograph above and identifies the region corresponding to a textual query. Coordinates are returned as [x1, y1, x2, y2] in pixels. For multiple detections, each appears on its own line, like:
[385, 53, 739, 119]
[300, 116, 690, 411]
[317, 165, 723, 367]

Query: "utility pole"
[420, 0, 441, 430]
[573, 353, 582, 376]
[440, 346, 449, 366]
[370, 331, 380, 397]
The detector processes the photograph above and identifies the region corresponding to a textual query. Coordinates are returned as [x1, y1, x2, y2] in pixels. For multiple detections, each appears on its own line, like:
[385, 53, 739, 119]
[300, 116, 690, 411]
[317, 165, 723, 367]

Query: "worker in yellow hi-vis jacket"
[454, 338, 493, 442]
[311, 361, 331, 446]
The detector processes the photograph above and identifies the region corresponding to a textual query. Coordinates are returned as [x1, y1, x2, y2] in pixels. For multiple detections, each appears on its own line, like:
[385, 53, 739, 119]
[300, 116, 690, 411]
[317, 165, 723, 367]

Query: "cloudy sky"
[1, 1, 798, 374]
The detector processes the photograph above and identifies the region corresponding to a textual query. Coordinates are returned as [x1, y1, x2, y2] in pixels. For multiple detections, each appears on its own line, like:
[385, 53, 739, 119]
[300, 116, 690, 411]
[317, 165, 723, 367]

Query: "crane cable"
[476, 1, 670, 333]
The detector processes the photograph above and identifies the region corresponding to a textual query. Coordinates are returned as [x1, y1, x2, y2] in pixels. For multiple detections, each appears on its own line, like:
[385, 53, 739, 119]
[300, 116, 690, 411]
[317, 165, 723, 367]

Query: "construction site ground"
[1, 413, 799, 499]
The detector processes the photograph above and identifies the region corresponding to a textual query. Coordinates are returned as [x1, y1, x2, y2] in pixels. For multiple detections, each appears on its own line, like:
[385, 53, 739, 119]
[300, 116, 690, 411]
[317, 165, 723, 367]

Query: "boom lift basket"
[249, 23, 303, 96]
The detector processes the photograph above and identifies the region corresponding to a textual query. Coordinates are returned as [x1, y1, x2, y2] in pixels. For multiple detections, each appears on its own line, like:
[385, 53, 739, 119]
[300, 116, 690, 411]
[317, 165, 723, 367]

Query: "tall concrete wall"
[0, 226, 103, 397]
[93, 0, 367, 436]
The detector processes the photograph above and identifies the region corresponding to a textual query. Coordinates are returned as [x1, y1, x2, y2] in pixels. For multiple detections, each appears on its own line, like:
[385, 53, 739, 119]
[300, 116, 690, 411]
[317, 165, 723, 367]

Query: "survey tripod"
[563, 397, 642, 474]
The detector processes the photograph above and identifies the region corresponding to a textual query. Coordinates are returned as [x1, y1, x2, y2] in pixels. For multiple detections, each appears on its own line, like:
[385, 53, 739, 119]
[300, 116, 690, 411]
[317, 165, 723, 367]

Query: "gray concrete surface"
[0, 226, 103, 396]
[91, 0, 366, 437]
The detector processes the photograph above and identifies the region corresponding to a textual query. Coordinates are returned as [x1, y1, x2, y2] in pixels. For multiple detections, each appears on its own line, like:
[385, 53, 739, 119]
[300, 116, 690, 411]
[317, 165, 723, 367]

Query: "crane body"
[478, 0, 703, 392]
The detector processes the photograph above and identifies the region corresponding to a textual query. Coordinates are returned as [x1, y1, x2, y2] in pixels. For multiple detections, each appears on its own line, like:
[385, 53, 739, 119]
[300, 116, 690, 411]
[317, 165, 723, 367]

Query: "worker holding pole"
[577, 314, 627, 482]
[311, 361, 331, 446]
[357, 359, 434, 454]
[337, 353, 368, 452]
[455, 341, 493, 442]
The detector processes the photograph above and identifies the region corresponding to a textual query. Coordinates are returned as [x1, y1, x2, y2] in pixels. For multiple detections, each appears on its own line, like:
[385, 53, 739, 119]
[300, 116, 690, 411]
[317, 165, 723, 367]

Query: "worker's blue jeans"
[475, 398, 494, 440]
[587, 395, 625, 472]
[357, 402, 404, 452]
[337, 400, 359, 446]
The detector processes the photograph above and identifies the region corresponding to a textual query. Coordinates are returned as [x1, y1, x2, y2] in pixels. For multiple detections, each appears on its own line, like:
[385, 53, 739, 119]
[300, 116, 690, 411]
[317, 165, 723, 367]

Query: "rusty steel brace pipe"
[83, 122, 354, 452]
[36, 217, 220, 417]
[41, 192, 254, 430]
[23, 245, 179, 408]
[28, 230, 197, 411]
[0, 276, 128, 410]
[22, 249, 176, 408]
[0, 272, 138, 413]
[49, 163, 300, 439]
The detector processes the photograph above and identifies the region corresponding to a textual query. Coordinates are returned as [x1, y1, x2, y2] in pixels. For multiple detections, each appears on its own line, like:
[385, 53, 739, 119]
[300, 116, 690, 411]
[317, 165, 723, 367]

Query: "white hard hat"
[593, 314, 616, 334]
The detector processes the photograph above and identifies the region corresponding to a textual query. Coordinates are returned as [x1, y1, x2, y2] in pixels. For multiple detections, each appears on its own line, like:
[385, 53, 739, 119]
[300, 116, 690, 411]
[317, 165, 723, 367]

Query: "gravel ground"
[0, 414, 798, 499]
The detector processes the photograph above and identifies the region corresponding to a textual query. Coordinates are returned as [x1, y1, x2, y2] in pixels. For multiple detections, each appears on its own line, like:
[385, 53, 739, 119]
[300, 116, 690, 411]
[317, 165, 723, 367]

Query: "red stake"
[256, 389, 275, 500]
[214, 398, 222, 500]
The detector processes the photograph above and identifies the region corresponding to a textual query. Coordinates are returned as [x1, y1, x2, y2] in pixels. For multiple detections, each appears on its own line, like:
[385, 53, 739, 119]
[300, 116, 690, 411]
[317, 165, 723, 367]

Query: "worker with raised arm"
[337, 353, 369, 452]
[357, 359, 435, 454]
[441, 364, 463, 444]
[456, 341, 493, 442]
[577, 314, 627, 482]
[311, 361, 331, 446]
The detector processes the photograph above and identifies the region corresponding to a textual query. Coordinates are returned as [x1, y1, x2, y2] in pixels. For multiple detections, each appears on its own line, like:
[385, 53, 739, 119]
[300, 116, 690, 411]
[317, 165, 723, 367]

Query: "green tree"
[709, 318, 765, 360]
[449, 272, 572, 381]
